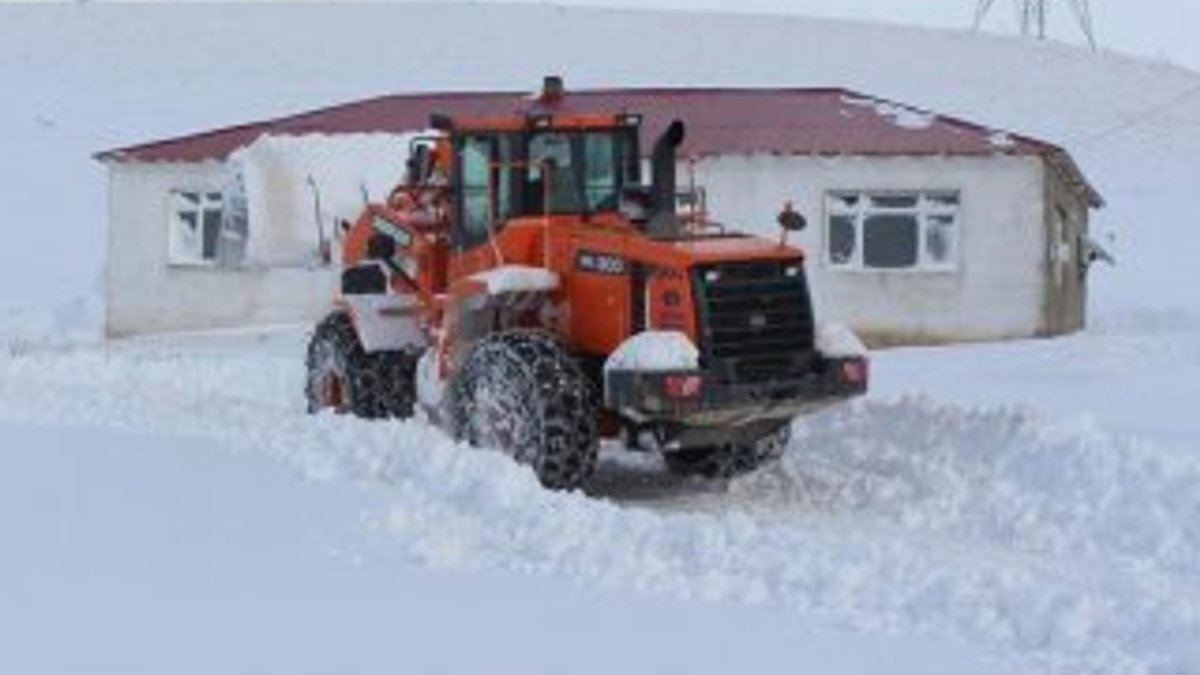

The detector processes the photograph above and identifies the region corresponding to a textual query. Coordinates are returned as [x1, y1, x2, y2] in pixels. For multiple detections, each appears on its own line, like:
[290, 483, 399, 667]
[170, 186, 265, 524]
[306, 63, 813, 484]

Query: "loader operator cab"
[446, 113, 666, 250]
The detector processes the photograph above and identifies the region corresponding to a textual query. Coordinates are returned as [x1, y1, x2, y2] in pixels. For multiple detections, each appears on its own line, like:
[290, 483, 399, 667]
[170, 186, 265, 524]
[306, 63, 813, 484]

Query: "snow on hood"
[229, 132, 428, 267]
[469, 266, 559, 295]
[604, 331, 699, 372]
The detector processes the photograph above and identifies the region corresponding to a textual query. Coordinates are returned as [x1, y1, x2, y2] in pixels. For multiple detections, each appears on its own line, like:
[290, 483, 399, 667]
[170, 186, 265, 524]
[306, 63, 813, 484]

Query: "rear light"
[663, 374, 703, 399]
[841, 359, 869, 384]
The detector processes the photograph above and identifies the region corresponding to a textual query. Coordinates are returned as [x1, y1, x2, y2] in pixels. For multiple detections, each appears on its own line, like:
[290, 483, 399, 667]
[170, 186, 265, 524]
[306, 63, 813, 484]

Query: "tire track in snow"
[1, 340, 1198, 675]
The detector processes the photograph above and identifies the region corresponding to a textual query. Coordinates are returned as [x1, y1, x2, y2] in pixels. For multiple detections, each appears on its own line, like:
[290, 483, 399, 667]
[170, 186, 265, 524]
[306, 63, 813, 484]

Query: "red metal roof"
[95, 87, 1101, 205]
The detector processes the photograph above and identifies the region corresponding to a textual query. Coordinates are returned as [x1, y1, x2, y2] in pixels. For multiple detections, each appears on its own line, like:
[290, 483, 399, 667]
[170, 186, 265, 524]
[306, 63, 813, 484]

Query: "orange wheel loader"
[305, 78, 868, 490]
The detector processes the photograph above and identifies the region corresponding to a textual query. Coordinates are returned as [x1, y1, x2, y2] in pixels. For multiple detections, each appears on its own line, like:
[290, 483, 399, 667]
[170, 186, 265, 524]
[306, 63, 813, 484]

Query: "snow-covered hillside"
[3, 4, 1200, 675]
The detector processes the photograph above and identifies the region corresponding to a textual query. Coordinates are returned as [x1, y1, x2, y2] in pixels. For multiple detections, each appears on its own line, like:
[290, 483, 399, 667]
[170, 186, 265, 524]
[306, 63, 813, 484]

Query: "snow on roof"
[94, 86, 1102, 207]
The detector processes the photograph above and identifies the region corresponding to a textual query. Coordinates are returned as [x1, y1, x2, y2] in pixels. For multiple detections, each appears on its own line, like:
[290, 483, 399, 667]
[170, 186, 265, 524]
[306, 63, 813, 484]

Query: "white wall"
[106, 153, 1054, 343]
[105, 161, 337, 337]
[692, 154, 1049, 344]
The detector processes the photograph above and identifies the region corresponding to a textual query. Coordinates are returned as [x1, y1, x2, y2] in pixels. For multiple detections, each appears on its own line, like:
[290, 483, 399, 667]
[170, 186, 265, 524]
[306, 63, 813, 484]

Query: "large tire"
[305, 312, 417, 419]
[663, 422, 792, 480]
[449, 330, 598, 490]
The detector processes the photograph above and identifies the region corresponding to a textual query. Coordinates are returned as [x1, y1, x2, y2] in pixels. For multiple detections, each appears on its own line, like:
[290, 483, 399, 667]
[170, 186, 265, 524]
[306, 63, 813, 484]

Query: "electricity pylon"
[973, 0, 1098, 50]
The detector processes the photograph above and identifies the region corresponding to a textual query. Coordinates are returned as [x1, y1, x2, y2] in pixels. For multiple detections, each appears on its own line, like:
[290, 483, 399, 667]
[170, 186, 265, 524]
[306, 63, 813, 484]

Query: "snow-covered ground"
[3, 4, 1200, 674]
[5, 423, 1014, 675]
[1, 325, 1197, 674]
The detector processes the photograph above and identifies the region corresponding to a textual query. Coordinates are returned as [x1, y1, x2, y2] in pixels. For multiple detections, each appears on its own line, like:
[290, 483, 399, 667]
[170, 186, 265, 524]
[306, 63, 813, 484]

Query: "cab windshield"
[454, 126, 640, 249]
[526, 130, 639, 215]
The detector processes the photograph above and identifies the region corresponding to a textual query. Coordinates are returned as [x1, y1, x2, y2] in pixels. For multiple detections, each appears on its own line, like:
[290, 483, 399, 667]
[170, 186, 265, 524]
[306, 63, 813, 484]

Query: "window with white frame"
[825, 191, 961, 271]
[168, 190, 226, 266]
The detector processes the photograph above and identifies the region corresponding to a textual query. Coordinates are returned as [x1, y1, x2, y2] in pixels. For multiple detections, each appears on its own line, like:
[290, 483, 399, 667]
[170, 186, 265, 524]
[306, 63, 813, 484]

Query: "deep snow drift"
[1, 327, 1198, 674]
[5, 423, 1013, 675]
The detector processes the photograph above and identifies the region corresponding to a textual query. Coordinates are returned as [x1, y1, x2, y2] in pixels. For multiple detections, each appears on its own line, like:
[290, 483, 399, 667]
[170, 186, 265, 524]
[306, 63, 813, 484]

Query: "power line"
[1074, 81, 1200, 147]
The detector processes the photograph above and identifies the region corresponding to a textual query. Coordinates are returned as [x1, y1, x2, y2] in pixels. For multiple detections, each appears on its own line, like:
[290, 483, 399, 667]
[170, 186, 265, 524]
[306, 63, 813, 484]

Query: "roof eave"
[1046, 148, 1105, 209]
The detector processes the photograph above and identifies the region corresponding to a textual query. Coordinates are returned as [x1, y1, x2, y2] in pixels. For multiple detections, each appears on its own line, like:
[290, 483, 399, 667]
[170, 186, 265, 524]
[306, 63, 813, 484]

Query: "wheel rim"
[320, 373, 348, 410]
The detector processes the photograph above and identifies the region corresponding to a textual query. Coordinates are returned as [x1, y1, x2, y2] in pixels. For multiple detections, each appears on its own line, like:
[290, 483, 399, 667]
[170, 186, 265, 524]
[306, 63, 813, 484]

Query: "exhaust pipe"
[651, 120, 686, 220]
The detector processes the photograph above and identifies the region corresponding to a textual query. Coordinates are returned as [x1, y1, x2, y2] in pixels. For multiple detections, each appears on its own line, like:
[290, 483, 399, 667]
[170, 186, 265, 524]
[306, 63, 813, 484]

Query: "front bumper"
[604, 355, 868, 428]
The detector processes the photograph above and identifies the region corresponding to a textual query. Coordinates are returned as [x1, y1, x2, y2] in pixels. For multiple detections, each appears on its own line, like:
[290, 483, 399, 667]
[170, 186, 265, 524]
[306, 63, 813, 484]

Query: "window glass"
[925, 193, 960, 208]
[830, 193, 860, 211]
[168, 190, 226, 266]
[459, 137, 491, 247]
[863, 215, 919, 268]
[529, 132, 581, 214]
[925, 214, 955, 264]
[523, 130, 633, 215]
[825, 190, 958, 271]
[871, 194, 918, 209]
[201, 209, 222, 260]
[179, 211, 198, 232]
[619, 132, 640, 187]
[495, 134, 515, 222]
[828, 215, 856, 265]
[583, 134, 618, 212]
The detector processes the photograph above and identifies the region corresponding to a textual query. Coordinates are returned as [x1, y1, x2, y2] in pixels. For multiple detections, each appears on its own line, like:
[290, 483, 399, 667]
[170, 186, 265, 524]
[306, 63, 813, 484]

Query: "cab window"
[528, 132, 581, 214]
[455, 135, 515, 250]
[525, 130, 637, 216]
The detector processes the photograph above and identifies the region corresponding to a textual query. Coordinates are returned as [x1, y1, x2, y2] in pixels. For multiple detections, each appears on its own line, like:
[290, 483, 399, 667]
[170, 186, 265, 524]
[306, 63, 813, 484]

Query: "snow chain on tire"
[305, 312, 418, 419]
[449, 329, 599, 490]
[663, 423, 792, 480]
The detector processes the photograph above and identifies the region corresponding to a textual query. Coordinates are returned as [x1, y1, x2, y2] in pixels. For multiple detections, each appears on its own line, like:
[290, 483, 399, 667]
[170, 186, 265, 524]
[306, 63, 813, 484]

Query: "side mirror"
[777, 203, 807, 232]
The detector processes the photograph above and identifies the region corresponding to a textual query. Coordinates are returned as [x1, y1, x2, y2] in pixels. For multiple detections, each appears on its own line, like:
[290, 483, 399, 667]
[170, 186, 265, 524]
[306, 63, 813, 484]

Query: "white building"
[95, 86, 1103, 344]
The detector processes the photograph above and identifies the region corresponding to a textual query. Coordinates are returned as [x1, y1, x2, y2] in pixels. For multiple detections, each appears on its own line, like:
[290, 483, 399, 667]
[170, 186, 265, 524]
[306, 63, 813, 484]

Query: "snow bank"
[9, 322, 1193, 675]
[469, 266, 559, 295]
[415, 348, 444, 412]
[604, 331, 700, 372]
[1, 336, 1199, 674]
[0, 296, 102, 357]
[0, 424, 1012, 675]
[231, 132, 424, 267]
[816, 322, 868, 358]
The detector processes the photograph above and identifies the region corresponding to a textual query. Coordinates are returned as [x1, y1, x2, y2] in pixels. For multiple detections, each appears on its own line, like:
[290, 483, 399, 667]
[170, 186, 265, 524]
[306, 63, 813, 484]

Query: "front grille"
[693, 260, 816, 383]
